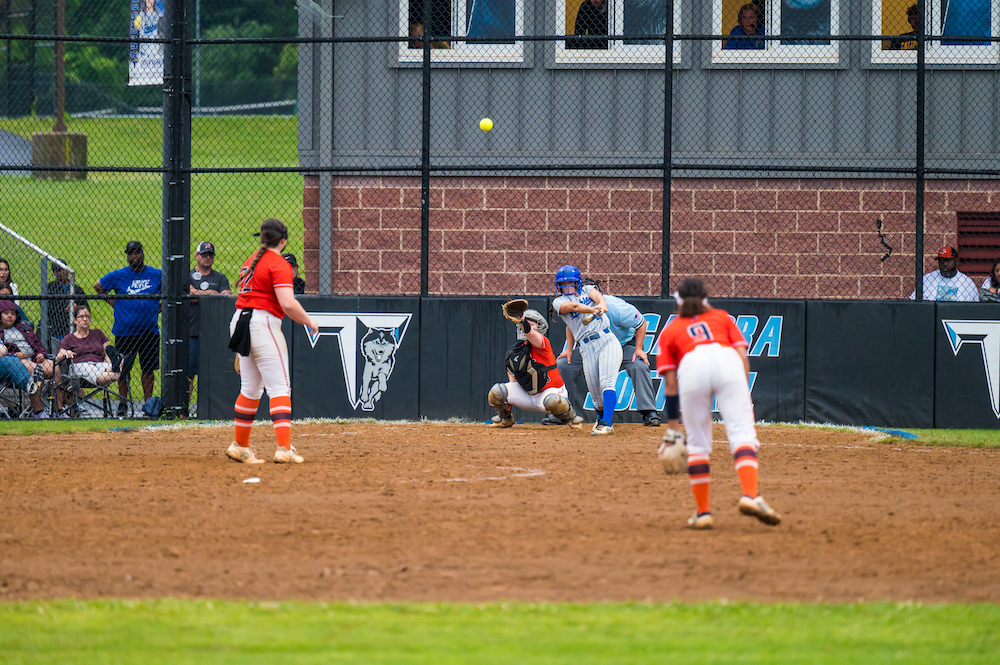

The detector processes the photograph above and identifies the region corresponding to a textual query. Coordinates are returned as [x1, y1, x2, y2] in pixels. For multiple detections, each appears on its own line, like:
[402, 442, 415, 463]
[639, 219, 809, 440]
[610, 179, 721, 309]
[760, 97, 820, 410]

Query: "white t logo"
[942, 319, 1000, 419]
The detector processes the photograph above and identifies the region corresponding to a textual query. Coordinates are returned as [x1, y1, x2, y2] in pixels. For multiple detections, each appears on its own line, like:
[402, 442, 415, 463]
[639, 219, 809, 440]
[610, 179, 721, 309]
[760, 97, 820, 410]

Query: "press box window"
[399, 0, 525, 63]
[711, 0, 841, 64]
[555, 0, 683, 65]
[871, 0, 1000, 64]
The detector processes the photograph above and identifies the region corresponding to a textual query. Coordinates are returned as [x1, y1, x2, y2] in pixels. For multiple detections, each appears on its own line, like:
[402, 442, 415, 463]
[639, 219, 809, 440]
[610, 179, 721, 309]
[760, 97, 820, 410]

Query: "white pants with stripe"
[578, 330, 623, 410]
[230, 309, 290, 400]
[503, 382, 568, 413]
[676, 343, 759, 458]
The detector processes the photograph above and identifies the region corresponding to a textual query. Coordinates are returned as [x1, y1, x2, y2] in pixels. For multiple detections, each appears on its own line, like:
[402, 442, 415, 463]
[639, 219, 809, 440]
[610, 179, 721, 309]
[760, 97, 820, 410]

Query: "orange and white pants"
[676, 343, 759, 458]
[230, 309, 292, 449]
[230, 309, 290, 400]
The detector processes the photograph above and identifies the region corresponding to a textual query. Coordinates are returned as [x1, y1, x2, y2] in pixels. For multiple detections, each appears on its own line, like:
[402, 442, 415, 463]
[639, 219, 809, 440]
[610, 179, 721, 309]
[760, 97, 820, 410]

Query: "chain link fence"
[2, 0, 999, 418]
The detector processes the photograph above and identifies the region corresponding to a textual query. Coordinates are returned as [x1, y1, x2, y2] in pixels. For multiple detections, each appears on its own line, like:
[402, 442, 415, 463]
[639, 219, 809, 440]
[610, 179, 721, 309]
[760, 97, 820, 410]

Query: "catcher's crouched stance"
[489, 300, 582, 428]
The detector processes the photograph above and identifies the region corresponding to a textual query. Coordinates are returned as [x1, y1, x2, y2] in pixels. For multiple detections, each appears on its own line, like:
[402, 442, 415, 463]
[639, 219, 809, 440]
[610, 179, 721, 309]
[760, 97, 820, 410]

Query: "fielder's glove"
[502, 298, 529, 322]
[657, 428, 688, 475]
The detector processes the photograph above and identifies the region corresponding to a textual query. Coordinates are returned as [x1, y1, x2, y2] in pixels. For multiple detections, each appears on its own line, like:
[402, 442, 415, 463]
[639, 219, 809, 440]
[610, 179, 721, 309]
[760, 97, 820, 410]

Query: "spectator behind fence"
[979, 257, 1000, 303]
[282, 253, 307, 294]
[0, 258, 19, 298]
[0, 299, 62, 417]
[724, 4, 766, 50]
[94, 240, 162, 415]
[188, 241, 231, 412]
[46, 258, 87, 340]
[407, 22, 450, 49]
[568, 0, 609, 50]
[54, 305, 122, 388]
[0, 282, 32, 330]
[888, 4, 919, 50]
[910, 245, 978, 302]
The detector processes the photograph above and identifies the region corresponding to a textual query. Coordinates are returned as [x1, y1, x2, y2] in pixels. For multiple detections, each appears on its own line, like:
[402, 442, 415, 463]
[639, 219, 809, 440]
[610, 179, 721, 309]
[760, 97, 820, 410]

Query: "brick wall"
[302, 175, 989, 298]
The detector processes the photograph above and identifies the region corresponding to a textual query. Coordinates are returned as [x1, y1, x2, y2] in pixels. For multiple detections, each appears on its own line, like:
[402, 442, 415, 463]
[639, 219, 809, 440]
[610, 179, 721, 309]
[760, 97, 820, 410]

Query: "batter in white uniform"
[553, 264, 623, 436]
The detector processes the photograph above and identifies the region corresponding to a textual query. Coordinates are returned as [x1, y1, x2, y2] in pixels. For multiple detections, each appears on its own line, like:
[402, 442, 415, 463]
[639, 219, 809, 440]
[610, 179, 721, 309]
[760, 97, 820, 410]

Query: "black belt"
[581, 328, 611, 344]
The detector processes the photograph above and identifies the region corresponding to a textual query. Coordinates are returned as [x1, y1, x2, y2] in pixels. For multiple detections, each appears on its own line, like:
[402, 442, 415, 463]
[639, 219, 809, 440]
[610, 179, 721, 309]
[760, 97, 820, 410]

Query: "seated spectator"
[408, 22, 450, 49]
[54, 305, 121, 387]
[888, 4, 919, 50]
[46, 258, 87, 340]
[0, 299, 62, 417]
[0, 282, 32, 330]
[568, 0, 609, 50]
[724, 4, 765, 50]
[0, 340, 45, 417]
[979, 257, 1000, 303]
[0, 258, 18, 298]
[910, 245, 978, 301]
[283, 253, 307, 294]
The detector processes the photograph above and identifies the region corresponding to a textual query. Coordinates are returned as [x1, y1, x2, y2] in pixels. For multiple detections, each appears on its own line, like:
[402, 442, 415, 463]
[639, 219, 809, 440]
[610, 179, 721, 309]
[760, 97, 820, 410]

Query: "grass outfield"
[0, 600, 996, 663]
[0, 115, 302, 401]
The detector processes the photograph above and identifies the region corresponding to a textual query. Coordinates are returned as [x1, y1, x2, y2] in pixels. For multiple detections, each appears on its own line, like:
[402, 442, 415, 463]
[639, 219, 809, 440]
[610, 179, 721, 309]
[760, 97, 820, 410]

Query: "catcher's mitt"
[657, 428, 688, 475]
[502, 298, 529, 322]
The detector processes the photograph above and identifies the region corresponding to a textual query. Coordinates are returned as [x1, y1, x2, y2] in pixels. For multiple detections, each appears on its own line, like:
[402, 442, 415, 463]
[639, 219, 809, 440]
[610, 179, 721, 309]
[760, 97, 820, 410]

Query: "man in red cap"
[909, 245, 978, 301]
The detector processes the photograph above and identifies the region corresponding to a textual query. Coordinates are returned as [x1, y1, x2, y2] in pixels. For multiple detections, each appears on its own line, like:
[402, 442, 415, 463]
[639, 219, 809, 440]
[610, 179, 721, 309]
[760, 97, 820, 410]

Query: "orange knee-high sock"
[269, 395, 292, 450]
[734, 445, 759, 498]
[234, 393, 260, 446]
[687, 454, 711, 515]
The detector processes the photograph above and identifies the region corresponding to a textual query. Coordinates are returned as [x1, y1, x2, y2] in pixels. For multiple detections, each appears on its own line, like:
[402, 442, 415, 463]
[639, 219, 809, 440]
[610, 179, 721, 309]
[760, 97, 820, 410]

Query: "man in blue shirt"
[94, 241, 162, 414]
[549, 281, 662, 426]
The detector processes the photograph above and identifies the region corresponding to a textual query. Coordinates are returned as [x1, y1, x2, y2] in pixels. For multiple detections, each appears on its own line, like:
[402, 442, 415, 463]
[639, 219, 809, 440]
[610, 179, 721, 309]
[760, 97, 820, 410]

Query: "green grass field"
[1, 599, 997, 664]
[0, 116, 302, 401]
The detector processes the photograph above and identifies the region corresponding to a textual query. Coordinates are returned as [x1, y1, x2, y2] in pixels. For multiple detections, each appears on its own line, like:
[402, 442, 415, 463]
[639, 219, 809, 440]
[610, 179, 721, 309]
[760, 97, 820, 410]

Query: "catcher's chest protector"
[504, 340, 556, 395]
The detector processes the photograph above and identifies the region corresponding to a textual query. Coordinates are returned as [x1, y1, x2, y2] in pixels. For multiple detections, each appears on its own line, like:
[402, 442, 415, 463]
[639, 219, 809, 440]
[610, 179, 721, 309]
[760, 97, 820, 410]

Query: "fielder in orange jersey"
[656, 277, 780, 529]
[225, 218, 318, 465]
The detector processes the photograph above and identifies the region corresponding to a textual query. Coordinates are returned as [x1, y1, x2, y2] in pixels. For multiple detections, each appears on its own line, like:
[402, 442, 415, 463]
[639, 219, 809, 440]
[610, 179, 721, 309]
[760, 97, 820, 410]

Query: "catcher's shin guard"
[542, 392, 576, 423]
[489, 383, 513, 426]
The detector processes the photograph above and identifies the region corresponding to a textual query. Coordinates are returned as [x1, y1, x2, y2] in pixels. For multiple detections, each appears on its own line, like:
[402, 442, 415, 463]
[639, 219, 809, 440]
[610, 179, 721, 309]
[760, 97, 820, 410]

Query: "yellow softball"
[480, 118, 493, 132]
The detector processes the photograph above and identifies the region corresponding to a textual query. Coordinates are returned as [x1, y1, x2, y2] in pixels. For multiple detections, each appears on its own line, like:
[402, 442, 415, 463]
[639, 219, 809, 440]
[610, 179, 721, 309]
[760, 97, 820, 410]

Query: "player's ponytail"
[247, 217, 289, 275]
[676, 277, 711, 317]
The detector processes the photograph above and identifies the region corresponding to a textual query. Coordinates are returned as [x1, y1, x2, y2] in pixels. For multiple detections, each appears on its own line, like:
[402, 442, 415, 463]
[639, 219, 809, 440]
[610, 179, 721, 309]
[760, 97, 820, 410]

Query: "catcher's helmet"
[517, 309, 549, 340]
[554, 264, 582, 295]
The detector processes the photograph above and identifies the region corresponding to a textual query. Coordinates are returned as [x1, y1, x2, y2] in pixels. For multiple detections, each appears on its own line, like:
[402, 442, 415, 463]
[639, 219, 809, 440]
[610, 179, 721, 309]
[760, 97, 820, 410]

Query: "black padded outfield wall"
[290, 298, 421, 420]
[197, 297, 999, 428]
[805, 302, 936, 428]
[547, 299, 806, 425]
[935, 303, 1000, 430]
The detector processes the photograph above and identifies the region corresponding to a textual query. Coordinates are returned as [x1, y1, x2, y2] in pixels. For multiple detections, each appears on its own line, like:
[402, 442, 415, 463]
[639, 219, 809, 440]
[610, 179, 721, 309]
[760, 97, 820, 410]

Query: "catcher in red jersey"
[655, 277, 781, 529]
[226, 218, 318, 465]
[489, 304, 579, 428]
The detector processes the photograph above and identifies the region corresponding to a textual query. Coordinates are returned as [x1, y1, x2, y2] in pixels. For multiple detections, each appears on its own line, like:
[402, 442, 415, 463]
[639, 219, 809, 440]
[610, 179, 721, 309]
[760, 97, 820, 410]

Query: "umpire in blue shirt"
[547, 280, 661, 426]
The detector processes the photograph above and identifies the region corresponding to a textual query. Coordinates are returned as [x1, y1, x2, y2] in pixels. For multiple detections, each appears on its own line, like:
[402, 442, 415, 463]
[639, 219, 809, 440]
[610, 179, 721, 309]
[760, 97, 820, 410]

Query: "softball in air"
[480, 118, 493, 132]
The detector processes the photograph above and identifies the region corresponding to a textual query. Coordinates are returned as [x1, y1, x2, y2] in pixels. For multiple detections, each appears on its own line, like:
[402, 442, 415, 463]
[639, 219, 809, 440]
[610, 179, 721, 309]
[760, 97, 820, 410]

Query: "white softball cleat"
[590, 421, 613, 436]
[687, 512, 714, 529]
[226, 442, 264, 464]
[274, 446, 304, 464]
[738, 495, 781, 525]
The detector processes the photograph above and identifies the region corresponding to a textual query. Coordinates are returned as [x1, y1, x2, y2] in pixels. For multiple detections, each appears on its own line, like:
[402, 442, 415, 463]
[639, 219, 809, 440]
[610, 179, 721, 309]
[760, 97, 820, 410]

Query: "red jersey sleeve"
[721, 311, 749, 348]
[268, 257, 294, 290]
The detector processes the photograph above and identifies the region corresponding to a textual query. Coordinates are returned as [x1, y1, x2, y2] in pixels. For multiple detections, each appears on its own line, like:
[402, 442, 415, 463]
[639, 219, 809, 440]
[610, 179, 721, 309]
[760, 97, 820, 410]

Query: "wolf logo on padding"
[304, 312, 412, 411]
[360, 327, 398, 411]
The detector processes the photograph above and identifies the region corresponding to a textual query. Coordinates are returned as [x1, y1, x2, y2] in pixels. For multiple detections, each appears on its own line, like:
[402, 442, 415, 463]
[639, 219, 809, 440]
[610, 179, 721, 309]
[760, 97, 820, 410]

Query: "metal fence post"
[161, 0, 192, 418]
[419, 0, 432, 297]
[661, 1, 674, 298]
[914, 1, 926, 301]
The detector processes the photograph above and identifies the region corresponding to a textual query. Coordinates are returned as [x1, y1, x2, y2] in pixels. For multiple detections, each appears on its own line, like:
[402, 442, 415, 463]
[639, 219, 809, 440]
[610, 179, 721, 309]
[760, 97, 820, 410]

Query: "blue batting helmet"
[554, 264, 582, 295]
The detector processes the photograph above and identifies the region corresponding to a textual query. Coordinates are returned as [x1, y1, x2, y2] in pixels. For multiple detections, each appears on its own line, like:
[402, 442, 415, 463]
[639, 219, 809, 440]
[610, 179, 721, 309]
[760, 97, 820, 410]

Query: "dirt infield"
[1, 422, 998, 604]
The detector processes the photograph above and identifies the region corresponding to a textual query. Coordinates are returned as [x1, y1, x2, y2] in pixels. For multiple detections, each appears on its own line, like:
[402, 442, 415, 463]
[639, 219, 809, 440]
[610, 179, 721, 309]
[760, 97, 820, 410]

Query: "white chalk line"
[395, 465, 546, 483]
